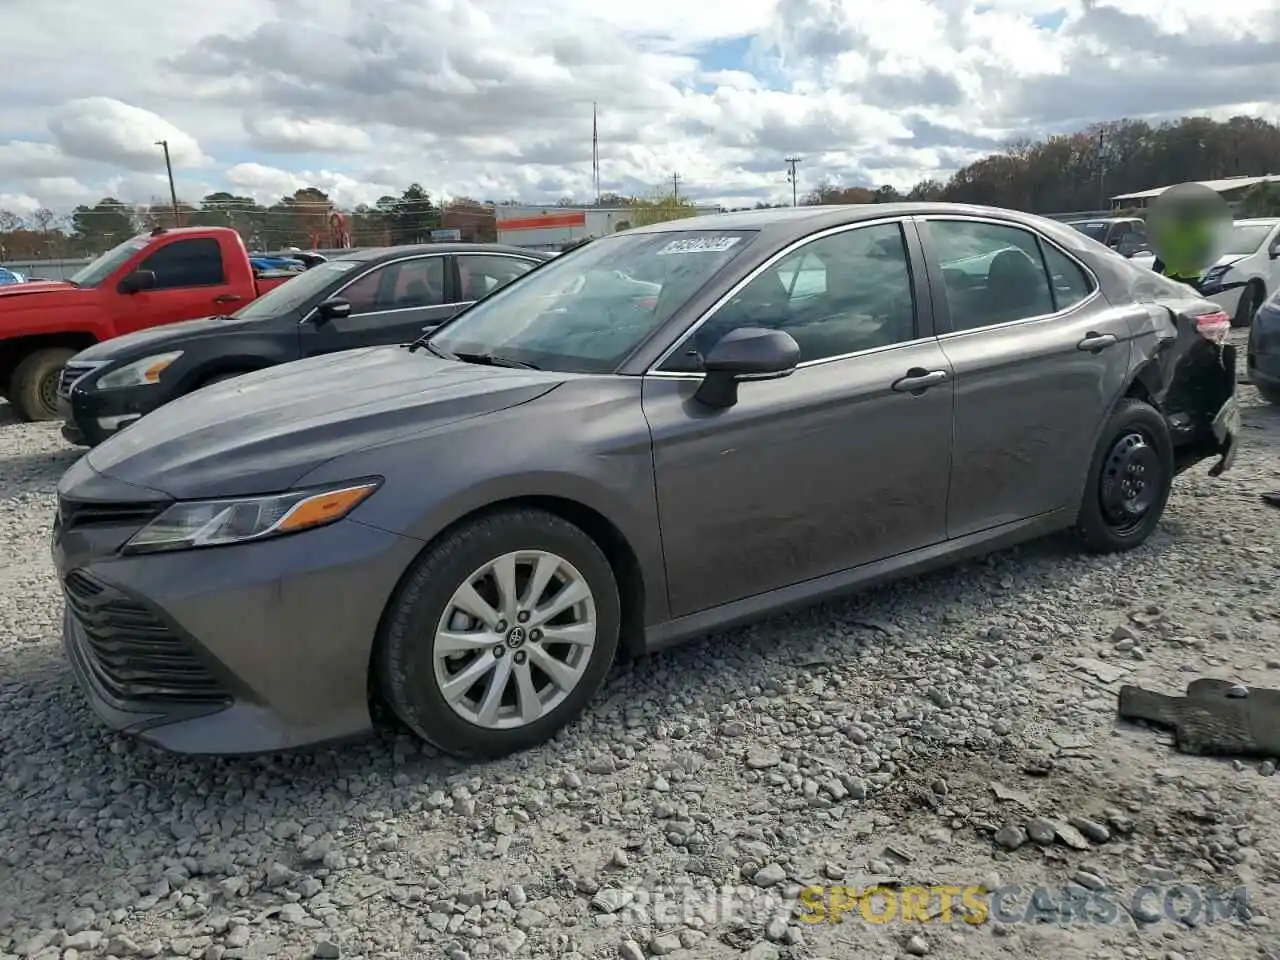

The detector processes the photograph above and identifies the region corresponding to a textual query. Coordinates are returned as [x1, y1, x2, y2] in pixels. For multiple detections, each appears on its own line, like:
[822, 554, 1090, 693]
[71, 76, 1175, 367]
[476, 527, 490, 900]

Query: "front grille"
[58, 362, 102, 398]
[57, 496, 166, 532]
[63, 570, 228, 704]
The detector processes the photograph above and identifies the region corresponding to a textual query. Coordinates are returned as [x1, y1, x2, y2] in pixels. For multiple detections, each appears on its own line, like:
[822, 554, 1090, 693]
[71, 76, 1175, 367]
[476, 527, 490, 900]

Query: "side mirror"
[118, 269, 157, 294]
[313, 298, 352, 324]
[1269, 243, 1280, 261]
[693, 327, 800, 408]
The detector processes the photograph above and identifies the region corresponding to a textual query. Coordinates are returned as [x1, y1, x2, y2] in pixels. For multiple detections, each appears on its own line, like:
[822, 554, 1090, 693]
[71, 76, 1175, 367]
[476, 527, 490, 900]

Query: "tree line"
[768, 114, 1280, 217]
[3, 113, 1279, 262]
[0, 183, 475, 260]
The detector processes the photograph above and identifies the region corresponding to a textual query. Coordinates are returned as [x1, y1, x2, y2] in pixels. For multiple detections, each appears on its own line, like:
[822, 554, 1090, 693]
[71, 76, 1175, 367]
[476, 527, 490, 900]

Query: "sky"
[0, 0, 1277, 216]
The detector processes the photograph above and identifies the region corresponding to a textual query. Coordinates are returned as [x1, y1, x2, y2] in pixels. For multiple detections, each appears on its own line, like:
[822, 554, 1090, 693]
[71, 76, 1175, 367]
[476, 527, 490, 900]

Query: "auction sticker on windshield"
[656, 236, 742, 255]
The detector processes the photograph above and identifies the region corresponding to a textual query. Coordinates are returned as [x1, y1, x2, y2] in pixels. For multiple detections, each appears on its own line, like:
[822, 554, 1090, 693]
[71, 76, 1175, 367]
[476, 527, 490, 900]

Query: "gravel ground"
[2, 339, 1279, 960]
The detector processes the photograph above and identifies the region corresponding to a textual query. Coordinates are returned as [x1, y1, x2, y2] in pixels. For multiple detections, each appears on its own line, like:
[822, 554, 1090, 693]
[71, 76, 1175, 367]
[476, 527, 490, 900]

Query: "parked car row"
[1067, 216, 1280, 328]
[50, 202, 1240, 761]
[57, 243, 549, 445]
[0, 227, 300, 422]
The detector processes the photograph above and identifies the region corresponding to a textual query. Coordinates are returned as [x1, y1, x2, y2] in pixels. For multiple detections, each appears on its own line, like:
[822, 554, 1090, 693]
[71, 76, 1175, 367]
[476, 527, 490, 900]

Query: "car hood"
[0, 280, 78, 302]
[1212, 254, 1249, 270]
[72, 313, 265, 361]
[86, 346, 568, 499]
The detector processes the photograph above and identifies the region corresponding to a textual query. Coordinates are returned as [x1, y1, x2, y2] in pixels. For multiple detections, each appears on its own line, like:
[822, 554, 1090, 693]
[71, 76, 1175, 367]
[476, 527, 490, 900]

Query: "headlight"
[95, 352, 183, 389]
[123, 480, 380, 554]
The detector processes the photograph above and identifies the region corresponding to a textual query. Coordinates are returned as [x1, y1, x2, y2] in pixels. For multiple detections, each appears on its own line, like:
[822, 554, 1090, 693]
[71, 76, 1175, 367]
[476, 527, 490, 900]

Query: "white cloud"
[48, 97, 210, 171]
[0, 193, 42, 216]
[225, 162, 396, 208]
[0, 0, 1275, 215]
[243, 116, 373, 153]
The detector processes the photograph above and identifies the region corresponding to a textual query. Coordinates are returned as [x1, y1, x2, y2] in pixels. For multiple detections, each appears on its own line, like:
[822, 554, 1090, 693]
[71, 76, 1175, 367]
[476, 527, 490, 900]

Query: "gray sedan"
[52, 203, 1240, 759]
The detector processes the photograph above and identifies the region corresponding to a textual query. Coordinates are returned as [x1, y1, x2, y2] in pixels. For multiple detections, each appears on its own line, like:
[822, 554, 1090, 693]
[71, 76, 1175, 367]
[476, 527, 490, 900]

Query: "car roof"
[334, 243, 549, 263]
[622, 202, 1088, 246]
[1234, 218, 1280, 226]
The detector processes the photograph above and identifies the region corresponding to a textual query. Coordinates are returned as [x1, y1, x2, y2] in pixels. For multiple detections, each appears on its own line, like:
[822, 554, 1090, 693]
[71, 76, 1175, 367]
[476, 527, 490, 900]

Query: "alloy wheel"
[431, 550, 597, 730]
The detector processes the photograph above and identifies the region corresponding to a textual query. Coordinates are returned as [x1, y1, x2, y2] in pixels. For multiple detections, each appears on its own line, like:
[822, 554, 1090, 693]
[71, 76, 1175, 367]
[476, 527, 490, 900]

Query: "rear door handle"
[891, 369, 949, 394]
[1077, 332, 1118, 351]
[213, 293, 244, 304]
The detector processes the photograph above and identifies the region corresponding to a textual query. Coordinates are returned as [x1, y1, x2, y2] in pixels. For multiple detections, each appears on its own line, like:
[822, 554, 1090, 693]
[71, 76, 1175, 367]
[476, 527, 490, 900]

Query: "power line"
[785, 157, 803, 207]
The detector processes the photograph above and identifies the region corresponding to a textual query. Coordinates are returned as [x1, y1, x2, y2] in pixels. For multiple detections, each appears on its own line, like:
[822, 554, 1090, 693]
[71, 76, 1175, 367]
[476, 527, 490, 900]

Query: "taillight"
[1194, 310, 1231, 343]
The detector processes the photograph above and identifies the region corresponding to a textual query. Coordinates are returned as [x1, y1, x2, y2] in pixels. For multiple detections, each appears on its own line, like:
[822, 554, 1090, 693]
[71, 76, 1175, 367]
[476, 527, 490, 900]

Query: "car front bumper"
[53, 510, 424, 755]
[57, 383, 163, 447]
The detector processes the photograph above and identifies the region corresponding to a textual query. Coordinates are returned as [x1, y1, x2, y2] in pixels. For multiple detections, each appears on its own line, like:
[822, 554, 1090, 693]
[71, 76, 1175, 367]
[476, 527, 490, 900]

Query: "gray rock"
[753, 863, 787, 888]
[993, 825, 1026, 850]
[1027, 818, 1056, 845]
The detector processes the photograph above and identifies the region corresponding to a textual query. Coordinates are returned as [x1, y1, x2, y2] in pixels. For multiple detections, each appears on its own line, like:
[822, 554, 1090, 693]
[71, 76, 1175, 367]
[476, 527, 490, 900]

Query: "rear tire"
[1232, 281, 1263, 328]
[10, 347, 76, 422]
[375, 508, 621, 759]
[1074, 398, 1174, 553]
[1257, 383, 1280, 405]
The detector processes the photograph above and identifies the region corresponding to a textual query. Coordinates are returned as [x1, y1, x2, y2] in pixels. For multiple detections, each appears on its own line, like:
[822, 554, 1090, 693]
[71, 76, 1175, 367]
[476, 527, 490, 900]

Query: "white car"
[1201, 218, 1280, 327]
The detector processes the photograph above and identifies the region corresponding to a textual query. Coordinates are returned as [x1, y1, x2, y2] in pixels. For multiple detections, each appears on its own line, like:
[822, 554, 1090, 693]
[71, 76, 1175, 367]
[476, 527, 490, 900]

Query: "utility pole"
[155, 140, 180, 226]
[1096, 130, 1107, 212]
[785, 157, 802, 206]
[671, 172, 681, 203]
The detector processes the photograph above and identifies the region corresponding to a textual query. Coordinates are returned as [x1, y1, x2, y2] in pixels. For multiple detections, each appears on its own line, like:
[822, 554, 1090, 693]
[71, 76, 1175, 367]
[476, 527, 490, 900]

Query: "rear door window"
[929, 220, 1057, 330]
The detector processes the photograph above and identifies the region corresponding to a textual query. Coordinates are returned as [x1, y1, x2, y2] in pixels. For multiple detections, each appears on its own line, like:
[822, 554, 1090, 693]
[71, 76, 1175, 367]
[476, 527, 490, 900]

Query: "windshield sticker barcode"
[656, 237, 742, 255]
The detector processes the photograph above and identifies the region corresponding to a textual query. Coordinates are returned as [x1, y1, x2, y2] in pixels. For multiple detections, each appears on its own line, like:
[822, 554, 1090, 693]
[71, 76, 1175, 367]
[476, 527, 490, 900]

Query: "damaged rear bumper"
[1169, 342, 1239, 477]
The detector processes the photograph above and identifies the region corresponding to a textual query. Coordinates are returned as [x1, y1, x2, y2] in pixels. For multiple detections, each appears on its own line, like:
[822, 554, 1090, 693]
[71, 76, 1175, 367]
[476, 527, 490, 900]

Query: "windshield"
[1069, 221, 1109, 241]
[234, 259, 363, 320]
[68, 236, 148, 287]
[1221, 223, 1277, 257]
[429, 229, 758, 373]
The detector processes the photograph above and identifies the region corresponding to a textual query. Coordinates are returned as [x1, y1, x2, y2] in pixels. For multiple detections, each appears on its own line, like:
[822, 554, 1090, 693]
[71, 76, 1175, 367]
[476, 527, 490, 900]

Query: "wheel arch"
[0, 331, 98, 395]
[177, 356, 279, 395]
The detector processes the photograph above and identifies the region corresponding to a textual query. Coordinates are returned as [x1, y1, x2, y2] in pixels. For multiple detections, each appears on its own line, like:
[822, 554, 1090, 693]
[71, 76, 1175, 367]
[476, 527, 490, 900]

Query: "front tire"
[1074, 398, 1174, 553]
[1232, 282, 1263, 329]
[10, 347, 75, 422]
[376, 508, 621, 759]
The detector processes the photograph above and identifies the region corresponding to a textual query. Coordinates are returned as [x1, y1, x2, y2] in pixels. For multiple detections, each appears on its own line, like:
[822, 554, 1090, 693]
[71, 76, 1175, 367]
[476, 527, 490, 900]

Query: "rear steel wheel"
[1098, 430, 1163, 535]
[1074, 398, 1174, 553]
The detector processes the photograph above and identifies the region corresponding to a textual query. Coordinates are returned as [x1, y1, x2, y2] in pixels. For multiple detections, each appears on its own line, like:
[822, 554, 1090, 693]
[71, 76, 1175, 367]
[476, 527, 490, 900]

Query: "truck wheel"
[10, 347, 76, 422]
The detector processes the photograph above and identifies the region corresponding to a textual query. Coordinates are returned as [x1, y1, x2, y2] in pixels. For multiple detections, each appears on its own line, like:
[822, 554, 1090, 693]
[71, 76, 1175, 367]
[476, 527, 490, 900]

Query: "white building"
[496, 204, 722, 250]
[1111, 174, 1280, 211]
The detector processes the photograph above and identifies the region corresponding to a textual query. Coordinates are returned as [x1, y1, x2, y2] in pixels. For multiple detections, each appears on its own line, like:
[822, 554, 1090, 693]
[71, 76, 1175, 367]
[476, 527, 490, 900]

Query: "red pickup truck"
[0, 226, 295, 422]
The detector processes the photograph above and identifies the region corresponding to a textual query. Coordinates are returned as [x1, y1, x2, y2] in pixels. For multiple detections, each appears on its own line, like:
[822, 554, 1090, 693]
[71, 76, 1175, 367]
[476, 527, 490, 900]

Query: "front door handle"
[1077, 332, 1118, 352]
[213, 293, 244, 304]
[891, 369, 949, 394]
